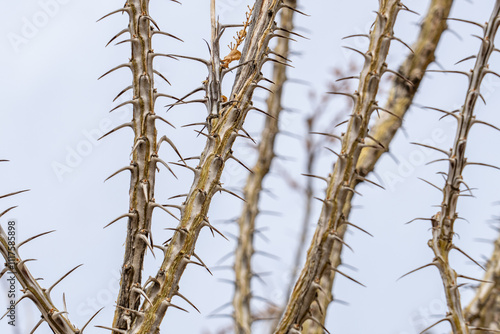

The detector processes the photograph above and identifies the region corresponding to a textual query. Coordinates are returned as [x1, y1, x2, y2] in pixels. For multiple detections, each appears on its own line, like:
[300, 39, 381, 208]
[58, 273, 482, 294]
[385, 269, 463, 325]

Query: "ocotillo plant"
[4, 0, 500, 333]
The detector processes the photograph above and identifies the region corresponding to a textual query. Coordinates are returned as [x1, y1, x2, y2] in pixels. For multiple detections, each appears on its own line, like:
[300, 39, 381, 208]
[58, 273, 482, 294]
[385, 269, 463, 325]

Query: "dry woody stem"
[275, 1, 403, 332]
[232, 1, 296, 333]
[422, 2, 500, 333]
[101, 0, 172, 331]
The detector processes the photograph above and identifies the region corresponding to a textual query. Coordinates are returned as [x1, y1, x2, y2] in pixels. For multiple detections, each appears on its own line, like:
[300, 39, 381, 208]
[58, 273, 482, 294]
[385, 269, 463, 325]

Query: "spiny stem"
[232, 1, 296, 333]
[357, 0, 454, 177]
[426, 2, 500, 333]
[106, 0, 174, 331]
[464, 231, 500, 329]
[274, 1, 403, 332]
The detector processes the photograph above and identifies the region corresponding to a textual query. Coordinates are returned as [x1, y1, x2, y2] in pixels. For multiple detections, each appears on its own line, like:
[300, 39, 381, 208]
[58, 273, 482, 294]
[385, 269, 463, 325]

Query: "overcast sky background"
[2, 0, 500, 333]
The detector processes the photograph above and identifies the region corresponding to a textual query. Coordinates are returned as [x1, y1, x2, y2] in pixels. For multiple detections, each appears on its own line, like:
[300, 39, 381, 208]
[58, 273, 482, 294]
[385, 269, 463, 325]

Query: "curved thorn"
[96, 8, 130, 23]
[309, 132, 342, 141]
[154, 70, 171, 85]
[157, 135, 185, 164]
[342, 33, 369, 40]
[391, 35, 413, 53]
[136, 235, 155, 258]
[113, 85, 133, 102]
[446, 17, 485, 30]
[152, 31, 184, 42]
[344, 222, 374, 237]
[418, 317, 452, 334]
[0, 189, 29, 200]
[410, 142, 449, 156]
[29, 318, 44, 334]
[466, 162, 500, 171]
[0, 206, 18, 219]
[473, 119, 500, 132]
[153, 157, 178, 178]
[80, 307, 104, 333]
[452, 245, 485, 271]
[109, 99, 136, 113]
[47, 264, 83, 296]
[106, 28, 128, 47]
[104, 165, 134, 182]
[97, 122, 133, 140]
[98, 63, 131, 80]
[398, 262, 436, 281]
[417, 177, 442, 192]
[17, 230, 56, 249]
[455, 55, 476, 65]
[104, 213, 134, 229]
[95, 325, 127, 333]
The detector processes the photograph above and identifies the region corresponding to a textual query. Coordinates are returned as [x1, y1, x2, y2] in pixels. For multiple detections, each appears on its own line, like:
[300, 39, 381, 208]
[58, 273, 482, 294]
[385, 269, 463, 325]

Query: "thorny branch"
[275, 1, 404, 332]
[232, 1, 296, 333]
[421, 2, 500, 333]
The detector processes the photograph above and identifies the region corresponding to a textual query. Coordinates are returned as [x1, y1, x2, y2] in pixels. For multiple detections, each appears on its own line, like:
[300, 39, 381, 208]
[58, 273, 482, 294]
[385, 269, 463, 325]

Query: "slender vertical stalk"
[301, 1, 454, 332]
[232, 1, 296, 333]
[422, 2, 500, 332]
[275, 1, 403, 332]
[100, 1, 172, 331]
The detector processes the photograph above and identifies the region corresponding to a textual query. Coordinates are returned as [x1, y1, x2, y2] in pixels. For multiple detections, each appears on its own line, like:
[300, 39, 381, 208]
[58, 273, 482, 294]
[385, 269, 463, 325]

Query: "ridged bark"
[464, 233, 500, 330]
[100, 1, 172, 331]
[421, 2, 500, 333]
[126, 1, 288, 332]
[232, 1, 296, 333]
[301, 1, 454, 332]
[275, 1, 403, 332]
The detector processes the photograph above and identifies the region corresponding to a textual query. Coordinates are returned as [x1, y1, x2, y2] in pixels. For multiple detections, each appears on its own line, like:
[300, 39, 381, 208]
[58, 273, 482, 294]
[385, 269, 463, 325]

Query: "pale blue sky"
[1, 0, 500, 333]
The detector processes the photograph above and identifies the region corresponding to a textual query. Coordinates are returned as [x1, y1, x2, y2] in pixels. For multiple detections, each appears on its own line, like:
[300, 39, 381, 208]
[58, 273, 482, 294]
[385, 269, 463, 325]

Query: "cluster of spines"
[274, 1, 409, 332]
[401, 2, 500, 333]
[0, 161, 100, 333]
